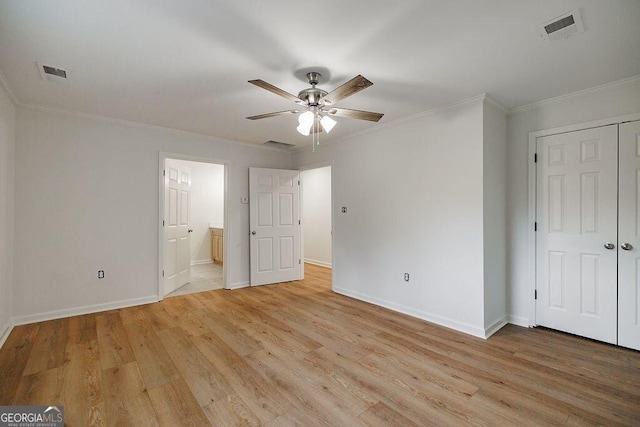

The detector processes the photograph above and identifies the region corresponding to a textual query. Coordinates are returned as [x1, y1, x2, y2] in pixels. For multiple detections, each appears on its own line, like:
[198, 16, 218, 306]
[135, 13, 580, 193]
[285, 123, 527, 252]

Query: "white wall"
[483, 103, 507, 332]
[294, 97, 491, 337]
[301, 166, 332, 268]
[13, 106, 292, 322]
[507, 76, 640, 325]
[171, 160, 224, 265]
[0, 85, 15, 342]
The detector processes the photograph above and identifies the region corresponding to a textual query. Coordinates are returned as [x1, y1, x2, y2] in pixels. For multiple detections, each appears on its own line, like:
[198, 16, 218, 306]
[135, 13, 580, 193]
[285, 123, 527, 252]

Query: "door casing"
[299, 161, 335, 289]
[158, 152, 229, 299]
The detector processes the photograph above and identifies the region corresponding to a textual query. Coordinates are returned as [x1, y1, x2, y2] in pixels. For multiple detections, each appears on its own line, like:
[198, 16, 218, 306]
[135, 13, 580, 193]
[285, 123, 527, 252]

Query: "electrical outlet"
[98, 270, 105, 279]
[341, 206, 347, 213]
[404, 273, 410, 282]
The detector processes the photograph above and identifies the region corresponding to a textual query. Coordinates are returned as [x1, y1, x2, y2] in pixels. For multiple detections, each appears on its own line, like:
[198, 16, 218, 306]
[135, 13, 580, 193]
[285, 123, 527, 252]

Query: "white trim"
[511, 75, 640, 115]
[191, 259, 213, 266]
[11, 296, 157, 327]
[292, 94, 489, 153]
[18, 103, 287, 152]
[304, 259, 332, 268]
[527, 127, 538, 328]
[0, 70, 18, 105]
[334, 286, 488, 339]
[298, 160, 334, 172]
[529, 113, 640, 140]
[228, 281, 250, 290]
[485, 317, 508, 338]
[483, 94, 509, 115]
[508, 315, 531, 328]
[0, 320, 14, 349]
[298, 162, 335, 285]
[527, 113, 640, 328]
[159, 153, 230, 299]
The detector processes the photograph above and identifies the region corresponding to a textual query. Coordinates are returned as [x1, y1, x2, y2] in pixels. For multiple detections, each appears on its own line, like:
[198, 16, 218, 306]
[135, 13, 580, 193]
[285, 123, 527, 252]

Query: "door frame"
[527, 112, 640, 327]
[299, 161, 335, 290]
[158, 152, 229, 299]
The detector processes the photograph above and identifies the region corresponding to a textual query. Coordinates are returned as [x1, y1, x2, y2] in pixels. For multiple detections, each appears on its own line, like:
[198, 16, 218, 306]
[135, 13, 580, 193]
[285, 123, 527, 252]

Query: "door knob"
[251, 231, 256, 235]
[621, 243, 633, 251]
[188, 229, 193, 233]
[604, 242, 615, 250]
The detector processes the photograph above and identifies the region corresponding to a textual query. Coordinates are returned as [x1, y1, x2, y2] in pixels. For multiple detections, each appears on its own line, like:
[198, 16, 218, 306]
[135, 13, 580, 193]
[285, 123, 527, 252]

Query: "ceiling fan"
[246, 72, 383, 137]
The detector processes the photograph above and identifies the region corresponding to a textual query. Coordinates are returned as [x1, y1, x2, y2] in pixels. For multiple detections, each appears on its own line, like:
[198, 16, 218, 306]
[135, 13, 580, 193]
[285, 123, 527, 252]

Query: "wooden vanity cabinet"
[210, 227, 223, 264]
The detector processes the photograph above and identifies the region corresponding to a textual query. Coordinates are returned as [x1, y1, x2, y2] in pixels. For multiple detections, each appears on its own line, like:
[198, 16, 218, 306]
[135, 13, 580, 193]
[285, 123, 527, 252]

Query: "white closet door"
[618, 120, 640, 351]
[536, 125, 618, 344]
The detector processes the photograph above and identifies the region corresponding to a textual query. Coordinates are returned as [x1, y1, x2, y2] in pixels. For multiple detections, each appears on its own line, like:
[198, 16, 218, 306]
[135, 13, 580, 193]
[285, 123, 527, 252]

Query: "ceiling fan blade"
[327, 107, 383, 122]
[321, 75, 373, 105]
[246, 109, 299, 120]
[248, 80, 302, 104]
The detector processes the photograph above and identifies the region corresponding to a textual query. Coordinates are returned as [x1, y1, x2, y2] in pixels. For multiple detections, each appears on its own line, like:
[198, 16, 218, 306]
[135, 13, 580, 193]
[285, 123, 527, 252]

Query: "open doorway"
[159, 154, 227, 298]
[300, 166, 332, 272]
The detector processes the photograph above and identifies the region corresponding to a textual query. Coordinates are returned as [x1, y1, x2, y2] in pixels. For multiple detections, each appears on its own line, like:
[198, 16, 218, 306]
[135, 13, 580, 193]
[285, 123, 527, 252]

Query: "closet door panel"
[618, 120, 640, 351]
[536, 125, 618, 344]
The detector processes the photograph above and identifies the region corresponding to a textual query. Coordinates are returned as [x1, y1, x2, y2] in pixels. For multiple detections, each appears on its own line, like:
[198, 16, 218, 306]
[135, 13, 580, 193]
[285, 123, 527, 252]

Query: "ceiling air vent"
[37, 62, 70, 83]
[262, 140, 296, 150]
[537, 9, 584, 43]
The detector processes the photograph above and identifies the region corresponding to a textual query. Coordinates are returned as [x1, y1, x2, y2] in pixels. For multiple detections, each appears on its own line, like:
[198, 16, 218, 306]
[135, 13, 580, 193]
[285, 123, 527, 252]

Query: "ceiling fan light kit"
[320, 115, 336, 133]
[247, 71, 383, 151]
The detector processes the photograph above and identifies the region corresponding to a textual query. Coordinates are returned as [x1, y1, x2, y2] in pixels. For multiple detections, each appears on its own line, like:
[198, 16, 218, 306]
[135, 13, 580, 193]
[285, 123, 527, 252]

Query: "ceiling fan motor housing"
[298, 87, 327, 106]
[298, 72, 327, 106]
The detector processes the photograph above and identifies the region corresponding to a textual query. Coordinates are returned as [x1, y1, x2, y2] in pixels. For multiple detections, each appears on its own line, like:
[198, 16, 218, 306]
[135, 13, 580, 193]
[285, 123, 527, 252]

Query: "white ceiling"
[1, 0, 639, 147]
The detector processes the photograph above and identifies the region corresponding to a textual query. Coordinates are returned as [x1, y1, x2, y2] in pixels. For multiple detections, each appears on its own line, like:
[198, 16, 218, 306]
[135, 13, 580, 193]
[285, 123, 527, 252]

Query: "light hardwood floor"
[1, 264, 639, 425]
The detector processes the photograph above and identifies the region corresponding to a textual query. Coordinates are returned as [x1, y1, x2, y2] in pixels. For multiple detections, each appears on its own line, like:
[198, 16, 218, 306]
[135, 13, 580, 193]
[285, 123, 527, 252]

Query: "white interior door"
[618, 120, 640, 351]
[250, 167, 301, 286]
[536, 125, 618, 344]
[164, 159, 191, 295]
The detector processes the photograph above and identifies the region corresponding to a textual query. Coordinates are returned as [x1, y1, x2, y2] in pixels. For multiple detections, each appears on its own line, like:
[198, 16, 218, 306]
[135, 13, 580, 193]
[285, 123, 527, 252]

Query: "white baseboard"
[333, 286, 487, 339]
[484, 317, 508, 338]
[304, 258, 332, 268]
[507, 314, 531, 328]
[191, 259, 213, 266]
[11, 295, 159, 327]
[0, 320, 15, 349]
[227, 281, 250, 290]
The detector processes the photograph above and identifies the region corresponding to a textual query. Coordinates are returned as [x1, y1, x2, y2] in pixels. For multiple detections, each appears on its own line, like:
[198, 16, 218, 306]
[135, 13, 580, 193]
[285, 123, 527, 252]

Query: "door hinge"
[535, 290, 537, 300]
[534, 153, 538, 163]
[534, 222, 537, 231]
[298, 220, 301, 225]
[162, 270, 165, 277]
[163, 220, 165, 226]
[298, 180, 300, 185]
[299, 259, 301, 265]
[163, 169, 166, 176]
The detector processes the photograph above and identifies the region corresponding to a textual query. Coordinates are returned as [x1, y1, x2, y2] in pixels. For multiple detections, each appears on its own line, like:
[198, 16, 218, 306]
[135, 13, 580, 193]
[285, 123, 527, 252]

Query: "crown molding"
[3, 67, 293, 152]
[292, 93, 491, 153]
[0, 70, 18, 105]
[367, 93, 488, 133]
[18, 102, 290, 153]
[509, 74, 640, 115]
[483, 94, 508, 115]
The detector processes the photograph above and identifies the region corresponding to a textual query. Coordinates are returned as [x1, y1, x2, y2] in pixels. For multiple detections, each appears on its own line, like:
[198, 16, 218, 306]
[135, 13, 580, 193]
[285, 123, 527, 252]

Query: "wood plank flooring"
[1, 264, 639, 425]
